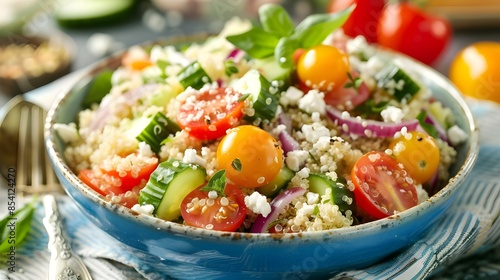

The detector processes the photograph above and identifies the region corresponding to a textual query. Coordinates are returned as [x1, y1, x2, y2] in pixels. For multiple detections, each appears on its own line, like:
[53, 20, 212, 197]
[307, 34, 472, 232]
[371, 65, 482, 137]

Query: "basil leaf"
[293, 5, 354, 49]
[226, 27, 280, 59]
[0, 198, 37, 253]
[200, 170, 227, 197]
[82, 69, 114, 108]
[417, 111, 439, 138]
[259, 4, 294, 38]
[275, 37, 299, 68]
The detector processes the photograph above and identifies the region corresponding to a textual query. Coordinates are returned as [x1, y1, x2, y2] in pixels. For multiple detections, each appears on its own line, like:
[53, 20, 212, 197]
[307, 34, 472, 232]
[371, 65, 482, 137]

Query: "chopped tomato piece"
[351, 151, 418, 219]
[180, 183, 247, 232]
[177, 87, 244, 140]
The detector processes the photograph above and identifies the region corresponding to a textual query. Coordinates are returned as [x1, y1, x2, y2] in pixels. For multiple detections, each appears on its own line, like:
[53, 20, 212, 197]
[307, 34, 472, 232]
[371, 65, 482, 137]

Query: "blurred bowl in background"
[151, 0, 283, 20]
[0, 31, 76, 96]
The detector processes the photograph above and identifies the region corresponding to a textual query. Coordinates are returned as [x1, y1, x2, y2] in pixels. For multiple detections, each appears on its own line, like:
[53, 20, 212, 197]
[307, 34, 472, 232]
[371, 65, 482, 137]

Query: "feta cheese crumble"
[381, 106, 404, 123]
[131, 204, 155, 215]
[244, 192, 271, 217]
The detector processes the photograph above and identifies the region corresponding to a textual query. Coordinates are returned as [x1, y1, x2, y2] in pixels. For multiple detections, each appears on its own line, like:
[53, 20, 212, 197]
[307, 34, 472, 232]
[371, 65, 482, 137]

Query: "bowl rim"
[44, 34, 480, 242]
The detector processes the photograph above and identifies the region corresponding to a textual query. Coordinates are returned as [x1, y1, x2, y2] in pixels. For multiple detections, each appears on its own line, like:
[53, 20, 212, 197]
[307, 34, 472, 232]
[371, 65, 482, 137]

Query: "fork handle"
[43, 195, 93, 280]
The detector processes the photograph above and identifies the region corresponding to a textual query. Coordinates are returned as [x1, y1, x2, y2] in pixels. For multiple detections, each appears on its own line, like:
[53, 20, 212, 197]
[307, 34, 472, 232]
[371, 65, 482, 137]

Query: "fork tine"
[31, 105, 43, 193]
[17, 106, 30, 194]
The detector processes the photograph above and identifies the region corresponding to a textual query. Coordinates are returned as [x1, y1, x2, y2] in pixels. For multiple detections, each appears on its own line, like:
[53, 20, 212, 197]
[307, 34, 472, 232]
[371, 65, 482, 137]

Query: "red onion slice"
[250, 187, 306, 233]
[226, 48, 245, 63]
[325, 105, 419, 138]
[278, 113, 299, 154]
[424, 111, 449, 144]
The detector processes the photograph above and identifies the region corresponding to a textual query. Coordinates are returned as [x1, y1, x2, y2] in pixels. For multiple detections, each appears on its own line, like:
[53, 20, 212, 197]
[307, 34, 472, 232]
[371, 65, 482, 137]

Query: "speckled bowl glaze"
[45, 35, 479, 280]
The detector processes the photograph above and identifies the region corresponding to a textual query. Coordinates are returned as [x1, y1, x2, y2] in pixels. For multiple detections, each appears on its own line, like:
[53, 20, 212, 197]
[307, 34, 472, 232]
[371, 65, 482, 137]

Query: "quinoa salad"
[56, 5, 467, 233]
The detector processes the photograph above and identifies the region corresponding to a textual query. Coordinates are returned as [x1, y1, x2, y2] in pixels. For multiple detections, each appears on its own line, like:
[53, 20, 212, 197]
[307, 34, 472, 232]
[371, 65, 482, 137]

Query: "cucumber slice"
[127, 112, 180, 153]
[308, 174, 355, 214]
[234, 69, 279, 122]
[177, 61, 212, 90]
[139, 159, 206, 221]
[253, 57, 293, 89]
[54, 0, 136, 28]
[257, 166, 295, 198]
[375, 63, 421, 102]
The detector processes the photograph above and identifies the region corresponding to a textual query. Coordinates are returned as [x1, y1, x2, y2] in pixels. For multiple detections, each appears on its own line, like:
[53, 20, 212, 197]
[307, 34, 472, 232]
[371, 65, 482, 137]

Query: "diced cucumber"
[428, 101, 454, 129]
[253, 57, 293, 89]
[127, 112, 180, 153]
[149, 85, 180, 107]
[257, 166, 295, 198]
[375, 63, 421, 102]
[177, 61, 212, 90]
[308, 174, 355, 214]
[139, 159, 206, 221]
[82, 69, 114, 108]
[233, 69, 279, 122]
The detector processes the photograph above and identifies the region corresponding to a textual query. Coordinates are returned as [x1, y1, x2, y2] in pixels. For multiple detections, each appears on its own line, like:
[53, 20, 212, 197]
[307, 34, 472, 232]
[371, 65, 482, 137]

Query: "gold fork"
[9, 97, 93, 280]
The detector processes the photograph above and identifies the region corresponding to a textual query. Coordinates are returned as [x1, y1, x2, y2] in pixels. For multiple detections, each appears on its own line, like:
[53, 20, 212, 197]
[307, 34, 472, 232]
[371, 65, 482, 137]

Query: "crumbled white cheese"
[53, 123, 80, 143]
[131, 204, 155, 215]
[182, 148, 207, 167]
[285, 150, 310, 171]
[362, 56, 385, 77]
[280, 86, 304, 107]
[297, 204, 316, 216]
[297, 167, 310, 178]
[416, 185, 429, 204]
[301, 123, 331, 143]
[346, 35, 375, 59]
[447, 125, 468, 146]
[244, 192, 271, 217]
[298, 89, 326, 115]
[381, 106, 404, 124]
[306, 192, 320, 205]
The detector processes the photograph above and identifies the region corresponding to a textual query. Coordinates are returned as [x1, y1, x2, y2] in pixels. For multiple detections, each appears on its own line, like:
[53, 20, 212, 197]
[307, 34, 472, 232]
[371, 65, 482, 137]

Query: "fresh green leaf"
[0, 197, 37, 253]
[200, 170, 227, 197]
[344, 72, 362, 91]
[82, 69, 114, 108]
[224, 59, 239, 77]
[416, 111, 439, 138]
[274, 37, 299, 68]
[231, 158, 242, 172]
[293, 5, 354, 49]
[259, 4, 295, 38]
[226, 27, 280, 59]
[355, 99, 389, 119]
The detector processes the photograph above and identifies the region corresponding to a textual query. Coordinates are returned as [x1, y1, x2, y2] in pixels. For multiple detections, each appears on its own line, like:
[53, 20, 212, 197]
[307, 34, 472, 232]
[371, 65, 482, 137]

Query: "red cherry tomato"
[177, 87, 244, 141]
[351, 151, 418, 220]
[328, 0, 385, 43]
[377, 2, 452, 65]
[180, 183, 247, 232]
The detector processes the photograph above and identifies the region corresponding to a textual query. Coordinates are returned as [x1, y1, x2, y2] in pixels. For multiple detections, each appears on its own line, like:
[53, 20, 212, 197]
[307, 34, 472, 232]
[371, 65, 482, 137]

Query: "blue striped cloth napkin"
[1, 79, 499, 279]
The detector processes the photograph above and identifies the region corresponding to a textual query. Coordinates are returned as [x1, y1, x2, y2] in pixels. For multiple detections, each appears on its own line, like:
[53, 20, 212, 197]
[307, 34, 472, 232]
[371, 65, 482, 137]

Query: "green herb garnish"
[0, 197, 37, 253]
[226, 4, 354, 68]
[200, 170, 227, 197]
[416, 111, 439, 138]
[344, 72, 363, 91]
[224, 59, 239, 77]
[231, 158, 242, 172]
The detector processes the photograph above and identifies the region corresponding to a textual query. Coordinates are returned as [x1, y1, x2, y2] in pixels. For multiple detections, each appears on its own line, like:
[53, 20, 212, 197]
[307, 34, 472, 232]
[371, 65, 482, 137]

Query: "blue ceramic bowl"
[45, 37, 479, 279]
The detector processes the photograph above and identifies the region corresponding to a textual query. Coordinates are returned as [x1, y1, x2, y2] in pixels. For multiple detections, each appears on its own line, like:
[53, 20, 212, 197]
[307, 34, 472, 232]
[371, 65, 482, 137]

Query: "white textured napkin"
[1, 76, 499, 279]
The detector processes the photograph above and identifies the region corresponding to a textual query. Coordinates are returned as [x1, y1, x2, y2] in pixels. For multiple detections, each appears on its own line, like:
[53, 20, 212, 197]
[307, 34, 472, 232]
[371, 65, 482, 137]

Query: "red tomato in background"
[180, 183, 247, 232]
[377, 2, 452, 65]
[351, 151, 418, 220]
[328, 0, 385, 43]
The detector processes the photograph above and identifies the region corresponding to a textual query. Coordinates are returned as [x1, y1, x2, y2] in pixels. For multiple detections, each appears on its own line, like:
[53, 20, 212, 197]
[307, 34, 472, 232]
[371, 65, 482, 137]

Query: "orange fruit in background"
[449, 42, 500, 104]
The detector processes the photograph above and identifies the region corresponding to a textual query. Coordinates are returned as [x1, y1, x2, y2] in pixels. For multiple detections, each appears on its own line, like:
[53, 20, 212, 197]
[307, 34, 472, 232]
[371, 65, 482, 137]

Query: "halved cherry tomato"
[78, 160, 158, 207]
[296, 45, 350, 92]
[217, 125, 283, 188]
[351, 151, 418, 219]
[324, 71, 370, 110]
[389, 131, 440, 184]
[180, 183, 247, 232]
[177, 87, 244, 140]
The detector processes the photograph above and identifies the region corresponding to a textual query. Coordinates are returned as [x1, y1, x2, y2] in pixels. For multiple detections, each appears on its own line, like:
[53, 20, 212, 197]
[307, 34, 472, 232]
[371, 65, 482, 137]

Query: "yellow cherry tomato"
[217, 125, 283, 188]
[388, 131, 440, 184]
[450, 42, 500, 104]
[297, 45, 350, 92]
